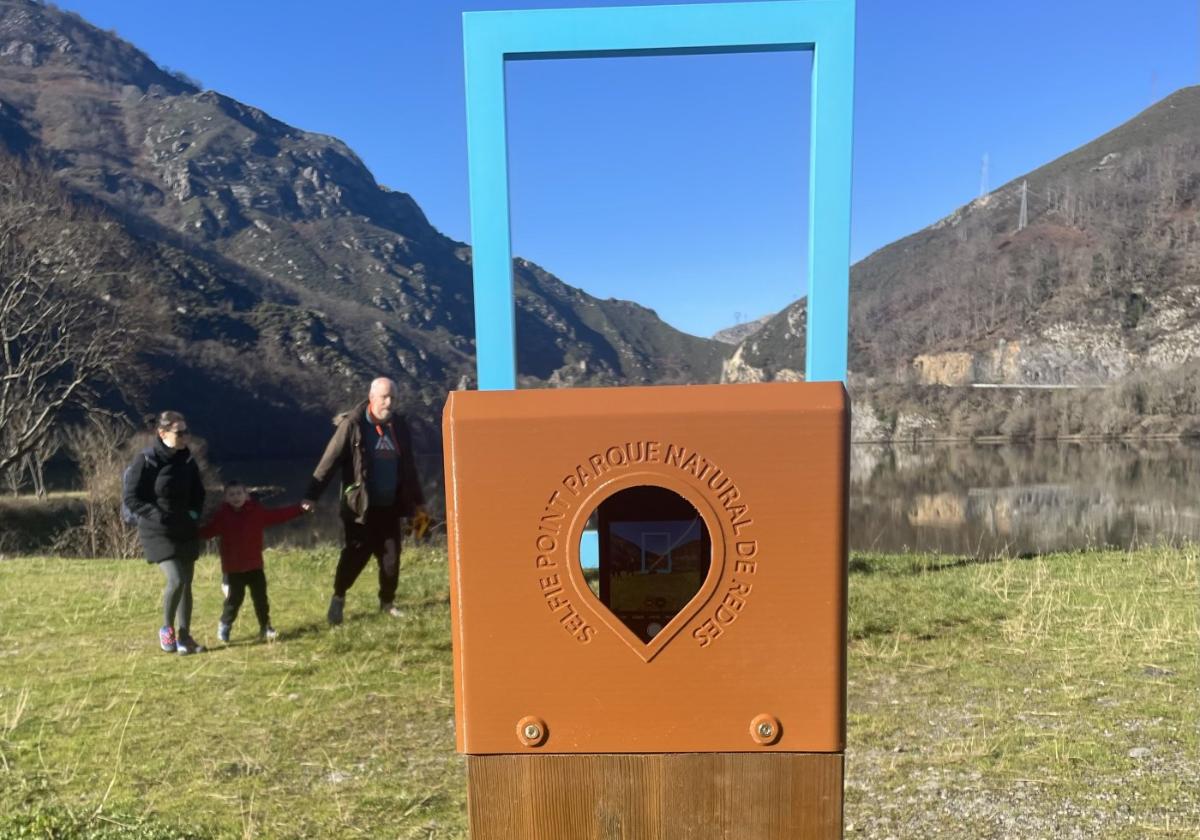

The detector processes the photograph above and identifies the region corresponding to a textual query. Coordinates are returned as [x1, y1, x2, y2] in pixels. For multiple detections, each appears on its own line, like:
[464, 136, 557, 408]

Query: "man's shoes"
[217, 622, 231, 643]
[259, 626, 278, 642]
[159, 625, 176, 653]
[176, 631, 205, 656]
[380, 602, 405, 619]
[327, 595, 345, 626]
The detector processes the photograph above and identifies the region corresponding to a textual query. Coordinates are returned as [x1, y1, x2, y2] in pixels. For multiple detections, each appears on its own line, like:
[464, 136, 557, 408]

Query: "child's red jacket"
[199, 498, 305, 573]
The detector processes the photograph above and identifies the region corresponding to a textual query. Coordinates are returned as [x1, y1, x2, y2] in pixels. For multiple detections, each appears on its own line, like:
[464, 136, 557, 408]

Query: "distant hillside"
[0, 0, 729, 460]
[728, 87, 1200, 395]
[712, 313, 772, 345]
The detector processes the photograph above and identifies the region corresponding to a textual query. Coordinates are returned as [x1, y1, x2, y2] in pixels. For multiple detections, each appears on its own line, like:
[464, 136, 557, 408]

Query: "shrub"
[58, 421, 219, 558]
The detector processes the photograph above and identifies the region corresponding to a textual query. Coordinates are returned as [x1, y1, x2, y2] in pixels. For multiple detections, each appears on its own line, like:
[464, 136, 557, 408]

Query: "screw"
[750, 713, 781, 745]
[516, 715, 548, 747]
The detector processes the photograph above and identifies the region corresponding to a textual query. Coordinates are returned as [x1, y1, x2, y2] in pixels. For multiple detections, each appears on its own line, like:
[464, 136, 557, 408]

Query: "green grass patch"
[0, 545, 464, 839]
[0, 545, 1196, 838]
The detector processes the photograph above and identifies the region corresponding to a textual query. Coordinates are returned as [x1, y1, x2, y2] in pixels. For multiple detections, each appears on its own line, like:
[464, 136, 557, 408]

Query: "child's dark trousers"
[221, 569, 270, 628]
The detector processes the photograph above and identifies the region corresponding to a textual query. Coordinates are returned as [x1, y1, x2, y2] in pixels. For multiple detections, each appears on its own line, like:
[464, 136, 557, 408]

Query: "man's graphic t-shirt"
[364, 412, 399, 508]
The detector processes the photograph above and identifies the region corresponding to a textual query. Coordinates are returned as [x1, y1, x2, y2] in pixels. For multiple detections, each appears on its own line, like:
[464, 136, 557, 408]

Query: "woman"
[122, 411, 207, 654]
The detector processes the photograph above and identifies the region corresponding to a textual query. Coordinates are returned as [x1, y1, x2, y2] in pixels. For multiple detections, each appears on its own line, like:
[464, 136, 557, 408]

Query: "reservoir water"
[224, 442, 1200, 557]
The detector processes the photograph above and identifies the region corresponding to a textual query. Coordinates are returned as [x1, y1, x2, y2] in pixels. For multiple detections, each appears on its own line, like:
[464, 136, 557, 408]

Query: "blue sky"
[58, 0, 1197, 337]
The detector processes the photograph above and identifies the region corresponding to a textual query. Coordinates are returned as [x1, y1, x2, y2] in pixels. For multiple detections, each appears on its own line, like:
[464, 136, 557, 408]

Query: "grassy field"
[843, 550, 1198, 837]
[0, 545, 1196, 838]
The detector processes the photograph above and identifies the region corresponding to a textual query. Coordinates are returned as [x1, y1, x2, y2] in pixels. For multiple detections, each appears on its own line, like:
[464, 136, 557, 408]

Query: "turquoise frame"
[463, 0, 855, 388]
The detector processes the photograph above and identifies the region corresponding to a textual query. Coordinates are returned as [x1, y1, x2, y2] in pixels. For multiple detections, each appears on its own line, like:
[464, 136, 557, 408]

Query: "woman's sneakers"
[175, 630, 205, 655]
[158, 625, 206, 655]
[259, 626, 278, 642]
[217, 622, 231, 643]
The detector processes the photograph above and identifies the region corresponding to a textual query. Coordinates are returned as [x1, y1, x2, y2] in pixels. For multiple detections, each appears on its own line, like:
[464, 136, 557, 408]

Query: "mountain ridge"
[0, 0, 729, 460]
[727, 86, 1200, 396]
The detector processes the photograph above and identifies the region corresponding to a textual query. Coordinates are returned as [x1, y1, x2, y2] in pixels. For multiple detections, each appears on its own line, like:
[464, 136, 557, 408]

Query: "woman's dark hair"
[223, 480, 245, 490]
[155, 410, 187, 432]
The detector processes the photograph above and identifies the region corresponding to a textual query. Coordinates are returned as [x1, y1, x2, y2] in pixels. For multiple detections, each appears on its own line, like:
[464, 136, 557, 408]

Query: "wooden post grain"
[467, 753, 843, 839]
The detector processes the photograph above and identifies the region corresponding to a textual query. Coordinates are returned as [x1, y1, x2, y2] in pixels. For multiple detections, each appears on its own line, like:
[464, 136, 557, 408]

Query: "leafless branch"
[0, 156, 151, 477]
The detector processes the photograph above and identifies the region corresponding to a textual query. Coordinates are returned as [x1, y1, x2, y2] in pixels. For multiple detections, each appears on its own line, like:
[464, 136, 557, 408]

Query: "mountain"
[728, 87, 1200, 394]
[0, 0, 729, 461]
[711, 313, 772, 346]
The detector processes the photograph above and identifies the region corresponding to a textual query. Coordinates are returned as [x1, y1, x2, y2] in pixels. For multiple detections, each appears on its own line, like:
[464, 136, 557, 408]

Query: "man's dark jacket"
[122, 439, 206, 564]
[304, 401, 424, 523]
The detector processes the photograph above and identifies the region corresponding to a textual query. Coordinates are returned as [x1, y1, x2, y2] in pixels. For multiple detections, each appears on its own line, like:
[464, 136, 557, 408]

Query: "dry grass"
[845, 548, 1199, 837]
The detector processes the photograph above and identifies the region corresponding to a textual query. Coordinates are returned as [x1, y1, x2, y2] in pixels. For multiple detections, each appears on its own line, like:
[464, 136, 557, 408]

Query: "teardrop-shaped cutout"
[577, 485, 711, 644]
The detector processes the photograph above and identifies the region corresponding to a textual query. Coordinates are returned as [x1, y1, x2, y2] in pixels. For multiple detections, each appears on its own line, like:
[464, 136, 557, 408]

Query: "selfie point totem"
[446, 2, 855, 837]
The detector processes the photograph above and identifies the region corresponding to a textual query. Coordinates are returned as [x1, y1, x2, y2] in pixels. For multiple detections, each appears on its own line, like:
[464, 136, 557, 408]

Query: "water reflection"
[852, 441, 1200, 556]
[225, 442, 1200, 558]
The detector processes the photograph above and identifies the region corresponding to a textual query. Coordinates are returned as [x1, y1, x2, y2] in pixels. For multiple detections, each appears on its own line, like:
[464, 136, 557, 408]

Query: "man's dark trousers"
[221, 569, 270, 627]
[335, 505, 401, 603]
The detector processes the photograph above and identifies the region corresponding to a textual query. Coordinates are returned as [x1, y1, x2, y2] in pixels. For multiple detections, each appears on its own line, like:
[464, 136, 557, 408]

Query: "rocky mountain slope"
[0, 0, 728, 459]
[711, 313, 772, 346]
[728, 87, 1200, 392]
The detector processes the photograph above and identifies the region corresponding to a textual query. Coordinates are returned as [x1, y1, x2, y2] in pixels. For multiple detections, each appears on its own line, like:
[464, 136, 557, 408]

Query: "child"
[199, 481, 307, 643]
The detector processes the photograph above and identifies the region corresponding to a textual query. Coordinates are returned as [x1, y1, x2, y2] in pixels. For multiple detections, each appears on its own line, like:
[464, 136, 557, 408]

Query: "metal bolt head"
[516, 715, 548, 747]
[750, 713, 782, 746]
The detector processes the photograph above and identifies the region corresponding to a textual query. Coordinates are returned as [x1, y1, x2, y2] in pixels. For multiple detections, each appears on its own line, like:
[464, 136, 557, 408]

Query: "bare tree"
[0, 428, 64, 497]
[0, 156, 150, 481]
[1, 460, 21, 496]
[61, 420, 144, 559]
[23, 427, 63, 498]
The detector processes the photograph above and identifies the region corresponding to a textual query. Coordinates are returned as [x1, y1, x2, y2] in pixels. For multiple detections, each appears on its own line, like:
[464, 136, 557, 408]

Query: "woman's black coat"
[122, 438, 205, 564]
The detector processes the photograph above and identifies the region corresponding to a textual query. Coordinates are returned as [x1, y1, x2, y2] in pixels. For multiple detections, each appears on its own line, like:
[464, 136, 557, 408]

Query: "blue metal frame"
[463, 0, 855, 388]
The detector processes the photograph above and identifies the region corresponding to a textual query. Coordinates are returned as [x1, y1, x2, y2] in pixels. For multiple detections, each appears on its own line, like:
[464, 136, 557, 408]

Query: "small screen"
[607, 518, 705, 613]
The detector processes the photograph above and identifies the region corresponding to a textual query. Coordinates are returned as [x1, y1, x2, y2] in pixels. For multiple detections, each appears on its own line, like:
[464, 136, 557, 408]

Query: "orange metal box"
[443, 381, 848, 754]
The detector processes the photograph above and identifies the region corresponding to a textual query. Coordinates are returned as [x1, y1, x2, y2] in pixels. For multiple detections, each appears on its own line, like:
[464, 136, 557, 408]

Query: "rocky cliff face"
[0, 0, 729, 458]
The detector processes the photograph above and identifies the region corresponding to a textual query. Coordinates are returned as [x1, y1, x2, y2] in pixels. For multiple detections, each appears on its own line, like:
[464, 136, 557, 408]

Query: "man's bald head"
[367, 377, 398, 422]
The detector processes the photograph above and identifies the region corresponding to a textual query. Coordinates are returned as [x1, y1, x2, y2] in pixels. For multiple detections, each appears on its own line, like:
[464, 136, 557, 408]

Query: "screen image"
[607, 518, 705, 614]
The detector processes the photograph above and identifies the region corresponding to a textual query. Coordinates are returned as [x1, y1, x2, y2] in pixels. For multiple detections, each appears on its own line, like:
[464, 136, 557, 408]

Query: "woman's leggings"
[159, 558, 195, 631]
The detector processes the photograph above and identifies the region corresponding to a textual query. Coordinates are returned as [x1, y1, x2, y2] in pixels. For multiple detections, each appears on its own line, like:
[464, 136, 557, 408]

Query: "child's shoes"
[327, 595, 344, 626]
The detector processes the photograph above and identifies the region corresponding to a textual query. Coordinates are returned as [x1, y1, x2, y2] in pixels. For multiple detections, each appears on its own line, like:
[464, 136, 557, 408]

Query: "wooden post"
[467, 754, 843, 839]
